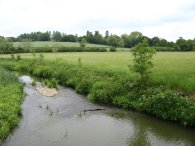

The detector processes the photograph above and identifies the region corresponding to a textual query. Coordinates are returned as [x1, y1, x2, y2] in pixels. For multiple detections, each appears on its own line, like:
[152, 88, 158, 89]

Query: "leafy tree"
[131, 38, 156, 85]
[80, 38, 87, 47]
[107, 35, 122, 47]
[176, 38, 191, 51]
[105, 30, 109, 38]
[0, 38, 14, 54]
[52, 31, 62, 42]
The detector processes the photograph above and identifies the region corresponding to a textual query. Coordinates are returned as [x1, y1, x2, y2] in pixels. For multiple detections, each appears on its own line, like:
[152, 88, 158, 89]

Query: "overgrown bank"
[0, 68, 23, 141]
[0, 58, 194, 127]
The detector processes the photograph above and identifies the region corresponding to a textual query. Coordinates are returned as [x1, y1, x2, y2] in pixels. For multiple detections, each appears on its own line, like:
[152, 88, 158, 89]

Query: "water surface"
[3, 76, 195, 146]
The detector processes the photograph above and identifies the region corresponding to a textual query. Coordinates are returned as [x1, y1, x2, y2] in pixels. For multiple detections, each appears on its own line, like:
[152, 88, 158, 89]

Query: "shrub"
[113, 95, 131, 109]
[43, 78, 58, 89]
[76, 77, 95, 95]
[88, 81, 118, 104]
[130, 39, 155, 90]
[16, 54, 21, 61]
[140, 90, 195, 126]
[110, 47, 117, 52]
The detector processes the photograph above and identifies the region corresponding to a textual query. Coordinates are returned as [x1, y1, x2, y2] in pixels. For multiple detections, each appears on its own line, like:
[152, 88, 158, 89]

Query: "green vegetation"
[12, 41, 109, 48]
[43, 78, 58, 89]
[131, 39, 156, 86]
[6, 30, 195, 51]
[80, 38, 87, 47]
[0, 68, 23, 141]
[1, 52, 195, 92]
[0, 52, 194, 126]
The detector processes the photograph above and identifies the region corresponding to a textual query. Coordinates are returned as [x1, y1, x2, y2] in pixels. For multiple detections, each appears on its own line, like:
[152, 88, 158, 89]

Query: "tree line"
[1, 30, 195, 51]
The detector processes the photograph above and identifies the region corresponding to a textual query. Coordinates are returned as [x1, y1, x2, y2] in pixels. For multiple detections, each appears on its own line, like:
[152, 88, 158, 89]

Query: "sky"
[0, 0, 195, 41]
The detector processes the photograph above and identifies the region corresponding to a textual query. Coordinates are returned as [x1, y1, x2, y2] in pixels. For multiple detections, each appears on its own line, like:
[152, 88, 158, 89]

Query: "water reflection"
[109, 110, 195, 146]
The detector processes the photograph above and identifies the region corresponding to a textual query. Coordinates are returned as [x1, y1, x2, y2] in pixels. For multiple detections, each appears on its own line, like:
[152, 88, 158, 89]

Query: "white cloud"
[0, 0, 195, 41]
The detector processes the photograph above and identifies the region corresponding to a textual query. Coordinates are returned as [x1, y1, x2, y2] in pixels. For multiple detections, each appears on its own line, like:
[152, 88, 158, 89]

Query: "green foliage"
[131, 39, 156, 85]
[11, 53, 15, 59]
[110, 47, 117, 52]
[31, 80, 36, 86]
[0, 38, 14, 54]
[16, 54, 21, 61]
[153, 47, 176, 52]
[80, 38, 87, 47]
[88, 81, 116, 103]
[39, 53, 44, 62]
[57, 47, 107, 52]
[113, 95, 131, 109]
[0, 58, 195, 126]
[43, 78, 58, 89]
[137, 89, 195, 126]
[0, 68, 23, 140]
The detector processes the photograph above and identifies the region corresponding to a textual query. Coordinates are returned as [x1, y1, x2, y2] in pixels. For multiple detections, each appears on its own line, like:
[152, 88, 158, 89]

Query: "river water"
[3, 76, 195, 146]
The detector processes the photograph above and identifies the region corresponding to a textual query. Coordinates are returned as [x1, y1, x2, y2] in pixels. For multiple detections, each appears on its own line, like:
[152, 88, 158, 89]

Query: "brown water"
[3, 76, 195, 146]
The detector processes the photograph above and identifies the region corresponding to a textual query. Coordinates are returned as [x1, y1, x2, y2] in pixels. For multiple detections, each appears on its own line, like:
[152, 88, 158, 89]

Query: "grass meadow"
[0, 52, 195, 92]
[12, 41, 110, 48]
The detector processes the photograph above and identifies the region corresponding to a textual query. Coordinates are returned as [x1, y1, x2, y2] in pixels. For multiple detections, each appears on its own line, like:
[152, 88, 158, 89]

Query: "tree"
[131, 38, 156, 85]
[107, 35, 122, 47]
[105, 30, 109, 38]
[80, 38, 87, 47]
[52, 31, 62, 42]
[176, 38, 191, 51]
[0, 38, 14, 54]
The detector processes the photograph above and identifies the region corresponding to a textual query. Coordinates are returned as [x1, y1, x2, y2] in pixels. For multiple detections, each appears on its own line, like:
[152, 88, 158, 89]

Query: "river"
[3, 76, 195, 146]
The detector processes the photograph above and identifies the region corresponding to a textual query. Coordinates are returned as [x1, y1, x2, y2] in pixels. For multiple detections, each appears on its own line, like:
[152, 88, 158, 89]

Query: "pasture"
[0, 52, 195, 92]
[12, 41, 110, 48]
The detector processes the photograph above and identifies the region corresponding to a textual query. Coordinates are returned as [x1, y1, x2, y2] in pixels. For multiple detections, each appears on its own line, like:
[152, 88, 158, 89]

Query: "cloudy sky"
[0, 0, 195, 41]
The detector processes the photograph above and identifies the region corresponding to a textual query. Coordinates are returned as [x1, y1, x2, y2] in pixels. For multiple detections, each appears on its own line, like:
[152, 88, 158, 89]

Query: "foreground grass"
[1, 52, 195, 92]
[0, 68, 23, 141]
[0, 58, 194, 126]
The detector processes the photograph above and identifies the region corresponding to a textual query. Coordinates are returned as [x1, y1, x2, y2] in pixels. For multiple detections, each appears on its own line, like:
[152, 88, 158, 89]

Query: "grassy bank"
[0, 58, 194, 126]
[1, 52, 195, 92]
[0, 68, 23, 141]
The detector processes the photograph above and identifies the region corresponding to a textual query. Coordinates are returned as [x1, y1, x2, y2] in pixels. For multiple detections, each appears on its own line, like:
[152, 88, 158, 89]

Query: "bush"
[43, 78, 58, 89]
[110, 47, 117, 52]
[76, 77, 95, 95]
[113, 95, 131, 109]
[16, 54, 21, 61]
[139, 90, 195, 126]
[88, 81, 118, 104]
[153, 47, 176, 51]
[31, 47, 53, 53]
[57, 47, 107, 52]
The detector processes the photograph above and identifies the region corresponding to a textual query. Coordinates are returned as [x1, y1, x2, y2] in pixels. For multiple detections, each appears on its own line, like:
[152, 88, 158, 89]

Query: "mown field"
[0, 52, 195, 92]
[12, 41, 110, 48]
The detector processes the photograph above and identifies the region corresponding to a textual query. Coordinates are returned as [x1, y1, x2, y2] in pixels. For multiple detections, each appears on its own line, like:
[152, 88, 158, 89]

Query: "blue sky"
[0, 0, 195, 41]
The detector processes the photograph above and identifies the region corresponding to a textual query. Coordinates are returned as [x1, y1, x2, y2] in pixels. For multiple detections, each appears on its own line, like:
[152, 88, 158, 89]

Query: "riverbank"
[0, 59, 195, 126]
[0, 68, 23, 141]
[3, 75, 195, 146]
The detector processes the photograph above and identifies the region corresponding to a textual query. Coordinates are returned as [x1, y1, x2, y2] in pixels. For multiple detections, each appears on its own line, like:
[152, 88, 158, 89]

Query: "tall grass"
[0, 68, 18, 85]
[0, 68, 23, 141]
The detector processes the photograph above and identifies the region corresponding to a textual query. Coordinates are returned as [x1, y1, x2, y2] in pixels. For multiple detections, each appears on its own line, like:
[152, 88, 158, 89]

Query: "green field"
[12, 41, 110, 48]
[0, 52, 195, 92]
